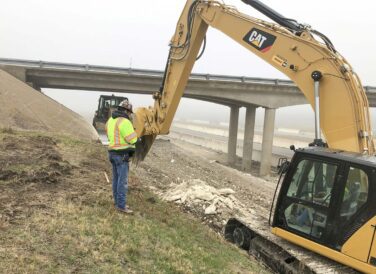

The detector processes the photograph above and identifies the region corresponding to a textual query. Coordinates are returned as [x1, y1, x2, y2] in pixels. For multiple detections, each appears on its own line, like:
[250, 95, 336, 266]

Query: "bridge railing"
[0, 57, 295, 86]
[1, 58, 375, 90]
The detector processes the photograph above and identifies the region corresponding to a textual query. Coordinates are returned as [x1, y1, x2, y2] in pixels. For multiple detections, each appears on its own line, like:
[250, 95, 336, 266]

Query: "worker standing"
[105, 99, 138, 214]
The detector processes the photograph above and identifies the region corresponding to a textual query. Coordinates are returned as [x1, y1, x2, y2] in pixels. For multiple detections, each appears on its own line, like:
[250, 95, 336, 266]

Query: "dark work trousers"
[109, 151, 129, 209]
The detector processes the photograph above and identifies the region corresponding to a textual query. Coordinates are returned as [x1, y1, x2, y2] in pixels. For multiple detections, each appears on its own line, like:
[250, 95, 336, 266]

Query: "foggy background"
[1, 0, 375, 132]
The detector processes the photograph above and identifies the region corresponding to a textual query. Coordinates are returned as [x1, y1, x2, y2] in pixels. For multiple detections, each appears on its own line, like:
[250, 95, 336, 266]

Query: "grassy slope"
[0, 129, 269, 273]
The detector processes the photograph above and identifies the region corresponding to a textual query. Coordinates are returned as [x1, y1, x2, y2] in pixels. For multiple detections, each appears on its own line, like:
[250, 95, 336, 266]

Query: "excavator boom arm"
[134, 0, 374, 160]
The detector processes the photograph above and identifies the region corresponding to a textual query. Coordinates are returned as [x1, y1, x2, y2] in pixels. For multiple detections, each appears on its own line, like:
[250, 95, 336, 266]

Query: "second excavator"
[132, 0, 376, 273]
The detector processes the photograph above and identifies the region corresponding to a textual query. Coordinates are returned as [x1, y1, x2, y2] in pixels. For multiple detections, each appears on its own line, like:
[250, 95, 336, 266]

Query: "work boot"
[116, 207, 133, 214]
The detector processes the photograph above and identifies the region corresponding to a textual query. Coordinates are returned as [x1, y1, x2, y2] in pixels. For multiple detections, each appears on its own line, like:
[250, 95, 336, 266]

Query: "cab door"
[273, 155, 343, 246]
[332, 164, 376, 266]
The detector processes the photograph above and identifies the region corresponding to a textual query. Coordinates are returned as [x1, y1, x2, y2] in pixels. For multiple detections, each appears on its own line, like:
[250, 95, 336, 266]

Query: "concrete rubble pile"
[162, 179, 247, 216]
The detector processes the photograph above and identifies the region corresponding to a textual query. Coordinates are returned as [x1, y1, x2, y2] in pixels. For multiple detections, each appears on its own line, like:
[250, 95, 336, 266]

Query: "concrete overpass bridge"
[1, 58, 375, 176]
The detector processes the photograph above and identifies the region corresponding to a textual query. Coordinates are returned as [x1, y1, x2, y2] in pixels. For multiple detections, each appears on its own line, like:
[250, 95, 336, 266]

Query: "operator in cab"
[105, 99, 138, 214]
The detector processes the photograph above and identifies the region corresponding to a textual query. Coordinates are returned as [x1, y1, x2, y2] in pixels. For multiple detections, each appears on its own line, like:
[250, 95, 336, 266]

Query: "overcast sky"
[1, 0, 375, 130]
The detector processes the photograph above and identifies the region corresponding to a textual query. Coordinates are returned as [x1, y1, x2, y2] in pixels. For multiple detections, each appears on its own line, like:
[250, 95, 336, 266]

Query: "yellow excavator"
[132, 0, 376, 273]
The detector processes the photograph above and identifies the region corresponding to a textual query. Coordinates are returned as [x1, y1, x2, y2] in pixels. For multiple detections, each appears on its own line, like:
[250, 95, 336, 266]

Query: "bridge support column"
[227, 105, 239, 165]
[32, 84, 41, 92]
[242, 105, 256, 172]
[260, 108, 276, 176]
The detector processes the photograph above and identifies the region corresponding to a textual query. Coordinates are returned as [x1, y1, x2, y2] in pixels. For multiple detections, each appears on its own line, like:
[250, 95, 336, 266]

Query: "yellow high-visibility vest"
[106, 117, 137, 151]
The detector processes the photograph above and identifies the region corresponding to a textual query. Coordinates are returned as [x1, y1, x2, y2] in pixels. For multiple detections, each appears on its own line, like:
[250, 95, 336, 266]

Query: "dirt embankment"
[0, 68, 270, 273]
[0, 129, 269, 273]
[0, 129, 109, 229]
[0, 69, 98, 140]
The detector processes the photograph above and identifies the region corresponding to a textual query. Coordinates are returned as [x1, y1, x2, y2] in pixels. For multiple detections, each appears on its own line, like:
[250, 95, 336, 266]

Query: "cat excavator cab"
[132, 0, 376, 272]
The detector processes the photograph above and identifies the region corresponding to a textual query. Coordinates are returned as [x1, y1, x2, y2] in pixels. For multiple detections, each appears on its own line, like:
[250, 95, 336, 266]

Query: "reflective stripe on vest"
[114, 118, 123, 146]
[107, 117, 136, 151]
[125, 132, 137, 143]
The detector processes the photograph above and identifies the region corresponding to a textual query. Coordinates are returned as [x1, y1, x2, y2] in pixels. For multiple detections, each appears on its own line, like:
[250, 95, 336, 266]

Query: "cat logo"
[243, 28, 277, 53]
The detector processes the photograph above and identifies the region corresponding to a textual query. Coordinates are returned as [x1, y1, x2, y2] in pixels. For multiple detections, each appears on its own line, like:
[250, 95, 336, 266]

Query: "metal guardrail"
[365, 86, 376, 93]
[1, 58, 374, 90]
[0, 57, 295, 86]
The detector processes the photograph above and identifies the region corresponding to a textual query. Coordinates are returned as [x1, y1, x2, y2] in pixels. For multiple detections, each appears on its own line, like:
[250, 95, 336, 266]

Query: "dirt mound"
[0, 133, 72, 184]
[0, 69, 98, 140]
[0, 130, 109, 229]
[0, 132, 70, 227]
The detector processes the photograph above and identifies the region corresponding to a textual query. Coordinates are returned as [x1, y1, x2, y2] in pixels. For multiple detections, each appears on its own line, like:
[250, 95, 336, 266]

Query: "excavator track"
[225, 218, 360, 274]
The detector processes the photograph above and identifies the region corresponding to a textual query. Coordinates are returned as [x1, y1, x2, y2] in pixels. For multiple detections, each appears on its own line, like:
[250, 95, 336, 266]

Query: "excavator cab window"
[340, 166, 369, 222]
[282, 158, 337, 239]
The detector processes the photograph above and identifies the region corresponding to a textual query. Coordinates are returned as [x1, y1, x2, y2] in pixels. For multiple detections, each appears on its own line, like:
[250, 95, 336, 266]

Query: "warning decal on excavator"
[243, 28, 276, 53]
